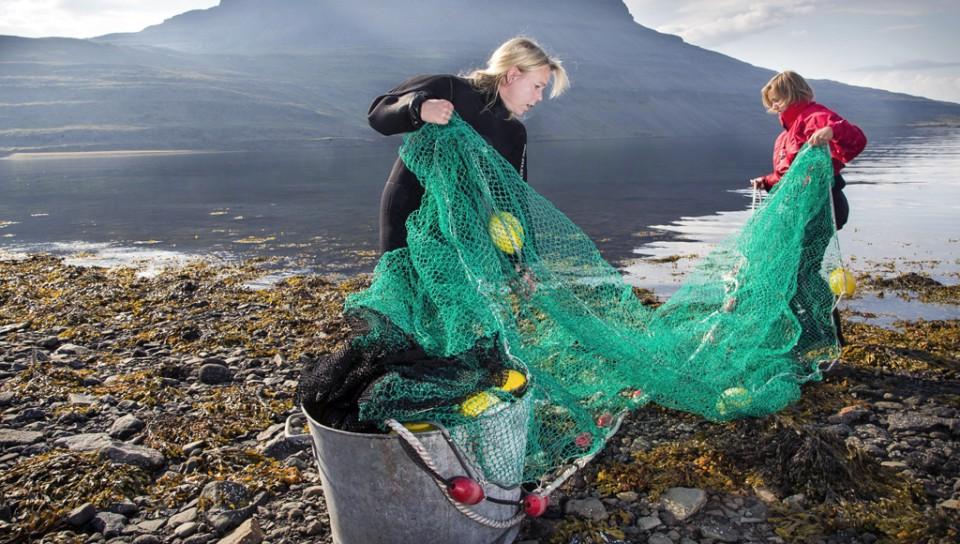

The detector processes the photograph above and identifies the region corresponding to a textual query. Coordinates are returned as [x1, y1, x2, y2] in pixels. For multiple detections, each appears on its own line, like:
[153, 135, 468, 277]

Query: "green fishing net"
[343, 115, 843, 486]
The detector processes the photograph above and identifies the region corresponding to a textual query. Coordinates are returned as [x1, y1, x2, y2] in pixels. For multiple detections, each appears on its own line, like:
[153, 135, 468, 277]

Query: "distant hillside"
[1, 0, 957, 154]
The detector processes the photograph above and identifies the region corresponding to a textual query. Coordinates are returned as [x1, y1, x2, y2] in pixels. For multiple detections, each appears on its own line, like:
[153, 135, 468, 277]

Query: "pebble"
[565, 497, 609, 521]
[199, 363, 233, 385]
[660, 488, 707, 521]
[99, 444, 166, 469]
[91, 512, 126, 538]
[66, 503, 97, 527]
[108, 414, 145, 439]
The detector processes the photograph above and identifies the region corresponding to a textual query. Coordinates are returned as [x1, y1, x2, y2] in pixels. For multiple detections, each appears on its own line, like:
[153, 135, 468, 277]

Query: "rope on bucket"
[386, 418, 527, 529]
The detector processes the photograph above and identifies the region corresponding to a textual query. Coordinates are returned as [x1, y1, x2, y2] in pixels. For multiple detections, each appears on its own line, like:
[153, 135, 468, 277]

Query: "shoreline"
[0, 253, 957, 543]
[0, 150, 224, 161]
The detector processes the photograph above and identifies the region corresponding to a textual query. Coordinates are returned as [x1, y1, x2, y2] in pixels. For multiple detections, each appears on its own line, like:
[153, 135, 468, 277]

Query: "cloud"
[645, 1, 817, 46]
[850, 60, 960, 72]
[0, 0, 218, 38]
[844, 70, 960, 104]
[628, 0, 951, 47]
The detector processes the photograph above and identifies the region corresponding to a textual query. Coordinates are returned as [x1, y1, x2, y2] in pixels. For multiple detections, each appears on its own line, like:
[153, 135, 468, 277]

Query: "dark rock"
[200, 481, 251, 510]
[54, 433, 113, 451]
[91, 512, 126, 538]
[699, 519, 741, 542]
[109, 499, 138, 517]
[0, 428, 43, 448]
[99, 444, 165, 469]
[260, 435, 310, 460]
[65, 503, 97, 527]
[565, 498, 608, 521]
[108, 414, 145, 439]
[199, 364, 233, 385]
[887, 412, 951, 433]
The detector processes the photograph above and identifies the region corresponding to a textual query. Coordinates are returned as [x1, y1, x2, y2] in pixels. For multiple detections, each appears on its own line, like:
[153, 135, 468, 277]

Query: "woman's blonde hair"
[465, 37, 570, 106]
[761, 71, 814, 113]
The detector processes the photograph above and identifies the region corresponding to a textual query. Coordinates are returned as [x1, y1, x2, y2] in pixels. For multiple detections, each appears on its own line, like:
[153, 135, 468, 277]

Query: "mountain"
[1, 0, 957, 154]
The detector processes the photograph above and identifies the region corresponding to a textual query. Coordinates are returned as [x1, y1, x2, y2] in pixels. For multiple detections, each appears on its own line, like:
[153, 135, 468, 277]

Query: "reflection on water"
[624, 127, 960, 323]
[1, 127, 958, 324]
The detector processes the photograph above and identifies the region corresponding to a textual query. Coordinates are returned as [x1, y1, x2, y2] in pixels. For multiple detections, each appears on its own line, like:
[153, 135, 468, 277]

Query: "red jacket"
[762, 101, 867, 190]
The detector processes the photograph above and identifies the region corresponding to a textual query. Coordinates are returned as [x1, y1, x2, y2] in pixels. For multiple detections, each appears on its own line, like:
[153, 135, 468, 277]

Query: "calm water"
[0, 137, 769, 273]
[2, 128, 958, 323]
[623, 127, 960, 324]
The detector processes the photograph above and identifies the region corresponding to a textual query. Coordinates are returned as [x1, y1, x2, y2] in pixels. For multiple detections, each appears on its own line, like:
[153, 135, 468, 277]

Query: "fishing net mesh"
[331, 115, 841, 486]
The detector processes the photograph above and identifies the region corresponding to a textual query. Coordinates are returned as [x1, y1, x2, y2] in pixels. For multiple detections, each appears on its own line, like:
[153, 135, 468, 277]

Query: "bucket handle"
[285, 412, 308, 439]
[386, 419, 526, 530]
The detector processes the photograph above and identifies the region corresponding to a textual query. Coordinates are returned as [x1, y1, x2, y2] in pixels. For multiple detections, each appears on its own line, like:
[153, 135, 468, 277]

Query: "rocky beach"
[0, 254, 957, 544]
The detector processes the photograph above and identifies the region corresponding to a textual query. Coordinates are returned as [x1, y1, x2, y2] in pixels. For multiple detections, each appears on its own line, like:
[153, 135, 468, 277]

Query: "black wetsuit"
[368, 75, 527, 253]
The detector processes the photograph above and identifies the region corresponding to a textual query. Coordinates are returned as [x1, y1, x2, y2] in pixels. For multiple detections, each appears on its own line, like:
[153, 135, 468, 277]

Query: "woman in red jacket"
[750, 70, 867, 348]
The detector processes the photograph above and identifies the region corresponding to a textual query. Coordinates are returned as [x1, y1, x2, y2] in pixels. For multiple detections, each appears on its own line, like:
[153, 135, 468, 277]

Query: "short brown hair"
[761, 71, 814, 112]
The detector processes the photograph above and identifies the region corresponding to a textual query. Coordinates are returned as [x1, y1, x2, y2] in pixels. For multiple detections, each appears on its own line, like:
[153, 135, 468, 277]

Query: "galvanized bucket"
[288, 395, 530, 544]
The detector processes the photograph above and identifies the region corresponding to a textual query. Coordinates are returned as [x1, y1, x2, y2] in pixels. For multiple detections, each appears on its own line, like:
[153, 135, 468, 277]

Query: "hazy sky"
[1, 0, 957, 103]
[623, 0, 960, 104]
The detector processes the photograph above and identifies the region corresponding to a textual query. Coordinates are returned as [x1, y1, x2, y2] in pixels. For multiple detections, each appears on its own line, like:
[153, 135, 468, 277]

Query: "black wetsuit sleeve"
[368, 75, 455, 136]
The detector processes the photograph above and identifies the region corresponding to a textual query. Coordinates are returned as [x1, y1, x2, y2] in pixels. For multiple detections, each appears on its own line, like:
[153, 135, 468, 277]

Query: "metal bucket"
[289, 396, 530, 544]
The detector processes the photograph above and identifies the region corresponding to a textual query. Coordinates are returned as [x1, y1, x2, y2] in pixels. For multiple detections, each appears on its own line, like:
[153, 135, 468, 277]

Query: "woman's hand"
[808, 126, 834, 147]
[420, 99, 454, 125]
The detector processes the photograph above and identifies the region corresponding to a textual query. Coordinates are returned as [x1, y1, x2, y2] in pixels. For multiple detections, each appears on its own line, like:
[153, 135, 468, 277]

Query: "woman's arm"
[367, 75, 454, 135]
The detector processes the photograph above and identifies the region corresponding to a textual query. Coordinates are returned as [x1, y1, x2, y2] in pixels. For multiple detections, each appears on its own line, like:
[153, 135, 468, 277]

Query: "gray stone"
[208, 506, 256, 534]
[168, 506, 198, 527]
[183, 533, 214, 544]
[565, 497, 608, 521]
[54, 433, 114, 452]
[91, 512, 126, 538]
[699, 519, 741, 542]
[109, 499, 138, 516]
[66, 502, 97, 527]
[255, 424, 284, 442]
[0, 391, 15, 407]
[55, 343, 91, 356]
[260, 434, 310, 460]
[0, 428, 43, 448]
[5, 407, 45, 424]
[0, 322, 28, 336]
[302, 520, 325, 536]
[131, 536, 161, 544]
[939, 499, 960, 510]
[887, 412, 951, 433]
[68, 393, 99, 405]
[135, 518, 167, 532]
[637, 515, 662, 530]
[216, 518, 264, 544]
[99, 444, 165, 469]
[647, 533, 673, 544]
[108, 414, 145, 439]
[616, 491, 639, 503]
[174, 521, 199, 538]
[302, 485, 324, 499]
[201, 481, 251, 510]
[199, 364, 233, 385]
[661, 487, 707, 521]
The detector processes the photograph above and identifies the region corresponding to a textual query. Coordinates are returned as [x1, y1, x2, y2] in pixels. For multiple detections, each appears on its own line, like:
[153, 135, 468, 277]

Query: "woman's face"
[768, 91, 788, 114]
[498, 65, 552, 117]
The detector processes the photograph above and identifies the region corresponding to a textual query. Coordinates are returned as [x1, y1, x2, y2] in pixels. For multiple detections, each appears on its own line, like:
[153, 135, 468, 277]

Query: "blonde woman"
[368, 37, 569, 253]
